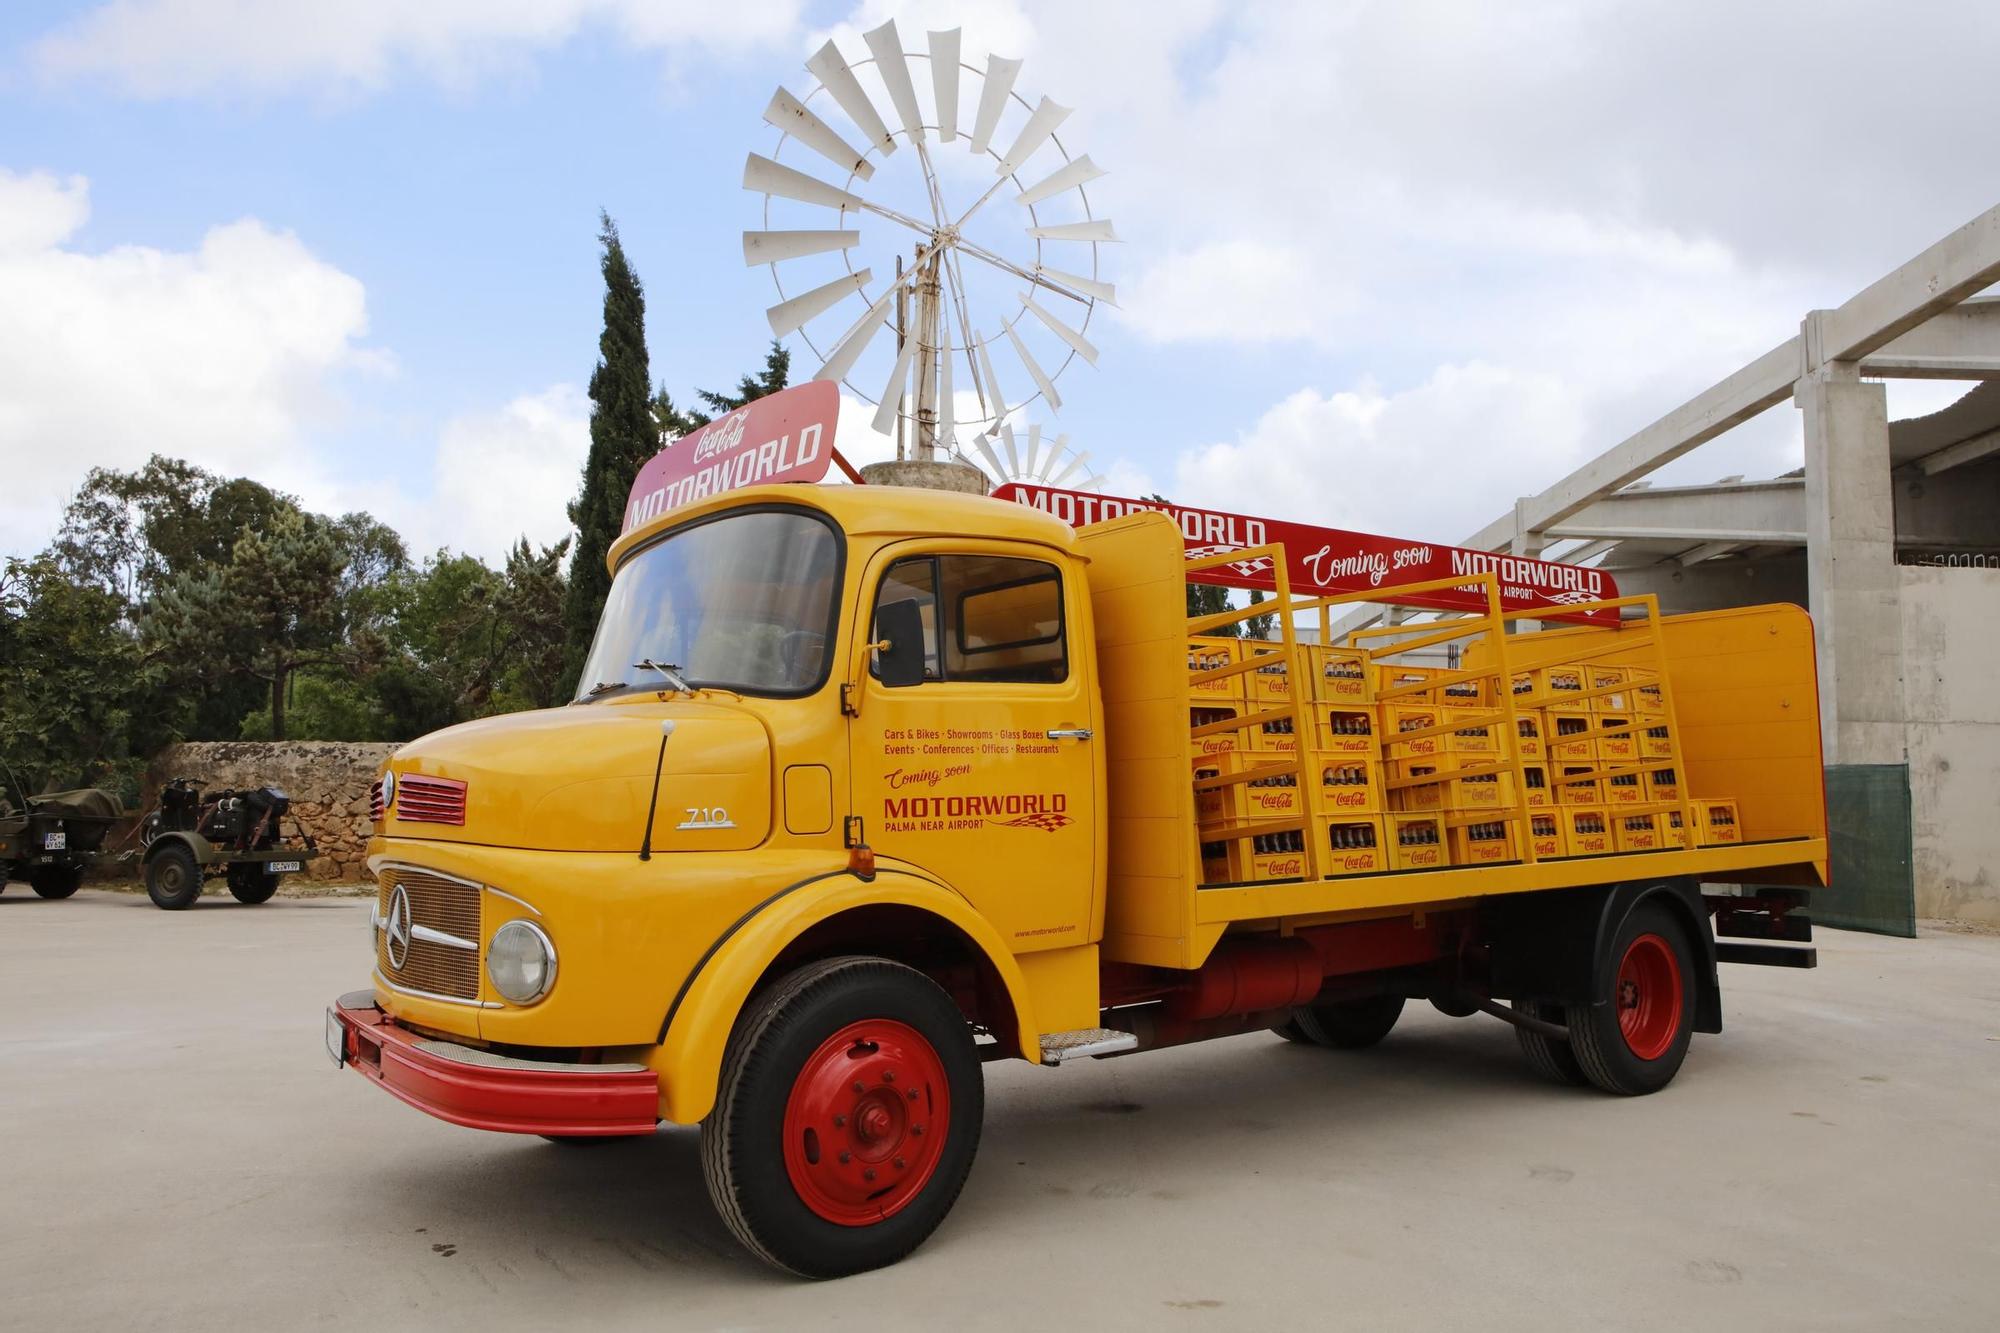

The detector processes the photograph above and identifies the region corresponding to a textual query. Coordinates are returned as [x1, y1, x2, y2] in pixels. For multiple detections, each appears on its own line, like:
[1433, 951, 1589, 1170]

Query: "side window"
[871, 554, 1068, 685]
[871, 558, 941, 680]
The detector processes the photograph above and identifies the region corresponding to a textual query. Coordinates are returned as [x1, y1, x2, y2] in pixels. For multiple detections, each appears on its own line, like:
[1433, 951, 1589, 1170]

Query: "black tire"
[701, 956, 983, 1279]
[30, 864, 85, 899]
[1287, 994, 1406, 1049]
[226, 863, 280, 905]
[146, 844, 204, 910]
[1567, 901, 1697, 1096]
[1512, 999, 1587, 1085]
[1269, 1018, 1312, 1044]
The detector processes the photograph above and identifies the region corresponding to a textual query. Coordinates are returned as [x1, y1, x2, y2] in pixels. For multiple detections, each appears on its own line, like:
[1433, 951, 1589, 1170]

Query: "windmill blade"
[805, 39, 896, 157]
[863, 21, 925, 144]
[1038, 432, 1067, 481]
[763, 89, 876, 182]
[766, 268, 873, 337]
[929, 29, 961, 141]
[744, 153, 864, 211]
[999, 422, 1022, 477]
[1076, 475, 1106, 492]
[1019, 292, 1099, 365]
[1004, 321, 1063, 412]
[1033, 263, 1116, 305]
[1028, 219, 1120, 243]
[1016, 154, 1105, 207]
[742, 229, 860, 265]
[995, 97, 1071, 176]
[815, 288, 896, 384]
[969, 430, 1006, 480]
[1022, 424, 1043, 478]
[974, 336, 1007, 434]
[1050, 444, 1089, 487]
[968, 55, 1022, 156]
[871, 333, 919, 435]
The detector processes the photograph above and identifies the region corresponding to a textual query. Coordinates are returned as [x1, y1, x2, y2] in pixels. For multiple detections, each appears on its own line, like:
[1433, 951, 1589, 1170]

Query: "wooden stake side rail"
[1187, 558, 1727, 896]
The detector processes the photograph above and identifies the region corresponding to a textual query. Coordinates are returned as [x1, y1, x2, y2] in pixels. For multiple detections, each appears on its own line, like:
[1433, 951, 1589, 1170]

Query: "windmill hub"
[743, 21, 1115, 494]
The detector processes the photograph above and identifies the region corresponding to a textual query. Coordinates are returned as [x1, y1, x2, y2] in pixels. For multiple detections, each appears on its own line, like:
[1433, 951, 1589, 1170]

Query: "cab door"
[850, 541, 1101, 953]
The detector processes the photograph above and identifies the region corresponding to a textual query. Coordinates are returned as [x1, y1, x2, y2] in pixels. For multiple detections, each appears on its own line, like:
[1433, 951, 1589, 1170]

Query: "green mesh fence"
[1814, 764, 1916, 937]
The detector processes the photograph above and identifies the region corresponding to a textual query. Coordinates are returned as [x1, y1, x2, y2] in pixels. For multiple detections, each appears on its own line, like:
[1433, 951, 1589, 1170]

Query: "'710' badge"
[678, 807, 736, 830]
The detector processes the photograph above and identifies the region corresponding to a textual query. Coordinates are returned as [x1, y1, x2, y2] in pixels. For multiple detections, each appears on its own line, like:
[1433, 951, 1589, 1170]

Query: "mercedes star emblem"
[384, 883, 413, 969]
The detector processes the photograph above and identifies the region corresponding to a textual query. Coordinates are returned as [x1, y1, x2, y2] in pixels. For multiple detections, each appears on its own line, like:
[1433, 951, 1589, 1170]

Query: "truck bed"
[1078, 511, 1829, 971]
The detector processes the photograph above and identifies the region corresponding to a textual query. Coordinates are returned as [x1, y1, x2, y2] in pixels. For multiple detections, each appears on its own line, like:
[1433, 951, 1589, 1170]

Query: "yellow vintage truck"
[326, 479, 1827, 1278]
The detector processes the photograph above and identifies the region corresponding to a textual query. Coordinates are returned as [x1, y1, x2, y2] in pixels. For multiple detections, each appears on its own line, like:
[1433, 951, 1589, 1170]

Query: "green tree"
[562, 212, 657, 698]
[686, 339, 791, 426]
[144, 507, 357, 740]
[0, 556, 151, 794]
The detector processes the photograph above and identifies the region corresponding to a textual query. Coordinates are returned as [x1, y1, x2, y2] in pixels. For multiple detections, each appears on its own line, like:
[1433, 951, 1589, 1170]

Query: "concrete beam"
[1549, 477, 1804, 538]
[1866, 296, 2000, 364]
[1544, 524, 1809, 545]
[1857, 355, 2000, 380]
[1816, 205, 2000, 362]
[1915, 425, 2000, 475]
[1678, 541, 1748, 564]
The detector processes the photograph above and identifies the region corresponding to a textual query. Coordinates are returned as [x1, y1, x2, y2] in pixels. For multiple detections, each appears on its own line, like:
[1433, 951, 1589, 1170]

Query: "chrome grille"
[377, 866, 482, 1001]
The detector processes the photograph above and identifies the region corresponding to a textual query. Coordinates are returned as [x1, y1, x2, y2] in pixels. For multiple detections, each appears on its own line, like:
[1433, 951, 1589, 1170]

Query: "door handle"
[1045, 728, 1094, 740]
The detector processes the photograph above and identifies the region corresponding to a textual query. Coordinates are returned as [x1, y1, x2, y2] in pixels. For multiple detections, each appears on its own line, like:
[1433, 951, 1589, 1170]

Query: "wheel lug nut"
[883, 1070, 896, 1083]
[912, 1125, 925, 1136]
[839, 1151, 851, 1164]
[853, 1081, 865, 1093]
[907, 1089, 920, 1101]
[833, 1114, 845, 1126]
[863, 1168, 876, 1182]
[894, 1157, 906, 1169]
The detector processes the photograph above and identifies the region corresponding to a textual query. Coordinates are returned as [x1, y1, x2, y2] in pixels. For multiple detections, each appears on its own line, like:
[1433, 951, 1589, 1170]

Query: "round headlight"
[487, 919, 556, 1004]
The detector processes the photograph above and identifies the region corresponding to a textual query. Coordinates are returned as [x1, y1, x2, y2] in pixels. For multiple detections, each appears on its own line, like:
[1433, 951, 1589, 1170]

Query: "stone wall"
[147, 741, 396, 882]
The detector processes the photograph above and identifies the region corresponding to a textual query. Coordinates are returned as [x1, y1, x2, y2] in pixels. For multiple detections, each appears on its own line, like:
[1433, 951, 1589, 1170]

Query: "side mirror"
[875, 598, 928, 688]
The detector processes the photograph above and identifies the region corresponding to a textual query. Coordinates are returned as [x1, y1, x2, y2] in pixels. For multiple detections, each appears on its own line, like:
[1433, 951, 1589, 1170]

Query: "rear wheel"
[1567, 902, 1695, 1095]
[31, 864, 84, 899]
[1284, 995, 1405, 1049]
[1512, 999, 1586, 1085]
[701, 957, 982, 1278]
[146, 845, 203, 910]
[226, 863, 280, 905]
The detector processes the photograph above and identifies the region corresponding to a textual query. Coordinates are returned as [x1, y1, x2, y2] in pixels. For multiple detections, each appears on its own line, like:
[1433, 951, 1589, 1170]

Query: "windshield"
[575, 508, 842, 701]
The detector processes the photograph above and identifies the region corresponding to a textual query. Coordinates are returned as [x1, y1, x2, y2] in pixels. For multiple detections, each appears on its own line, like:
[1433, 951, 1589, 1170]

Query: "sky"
[4, 0, 1998, 566]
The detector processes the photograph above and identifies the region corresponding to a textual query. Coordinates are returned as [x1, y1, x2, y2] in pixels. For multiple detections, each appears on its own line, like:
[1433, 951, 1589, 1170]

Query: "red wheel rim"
[1615, 932, 1684, 1061]
[781, 1019, 950, 1227]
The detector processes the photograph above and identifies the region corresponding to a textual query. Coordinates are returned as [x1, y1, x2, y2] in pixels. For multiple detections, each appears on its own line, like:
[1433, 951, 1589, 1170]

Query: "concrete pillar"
[859, 458, 992, 494]
[1797, 360, 1905, 763]
[1509, 503, 1546, 633]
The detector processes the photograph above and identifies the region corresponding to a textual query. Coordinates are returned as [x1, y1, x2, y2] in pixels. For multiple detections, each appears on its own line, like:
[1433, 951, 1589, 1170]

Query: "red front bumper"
[326, 992, 659, 1136]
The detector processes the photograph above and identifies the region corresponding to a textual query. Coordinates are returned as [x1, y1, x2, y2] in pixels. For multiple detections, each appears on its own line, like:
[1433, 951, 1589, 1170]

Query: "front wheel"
[146, 845, 204, 910]
[31, 864, 85, 899]
[226, 863, 280, 905]
[701, 957, 983, 1279]
[1566, 902, 1697, 1095]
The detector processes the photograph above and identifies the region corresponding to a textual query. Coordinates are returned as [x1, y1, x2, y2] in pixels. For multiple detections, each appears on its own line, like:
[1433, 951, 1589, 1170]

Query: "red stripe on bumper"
[330, 999, 659, 1136]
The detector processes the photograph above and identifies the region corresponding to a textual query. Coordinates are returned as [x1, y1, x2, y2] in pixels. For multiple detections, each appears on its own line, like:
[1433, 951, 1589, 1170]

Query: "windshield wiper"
[585, 680, 627, 696]
[634, 659, 695, 693]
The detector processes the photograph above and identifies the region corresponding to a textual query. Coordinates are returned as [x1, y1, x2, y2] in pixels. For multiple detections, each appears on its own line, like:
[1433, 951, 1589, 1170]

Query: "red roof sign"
[991, 482, 1619, 623]
[623, 379, 839, 533]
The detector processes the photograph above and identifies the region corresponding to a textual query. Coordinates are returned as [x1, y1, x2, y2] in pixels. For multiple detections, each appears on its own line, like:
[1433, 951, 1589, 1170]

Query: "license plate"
[325, 1008, 346, 1068]
[43, 832, 66, 851]
[268, 860, 302, 874]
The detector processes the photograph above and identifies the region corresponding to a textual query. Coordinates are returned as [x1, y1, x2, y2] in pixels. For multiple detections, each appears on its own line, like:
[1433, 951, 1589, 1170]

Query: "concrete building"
[1450, 207, 2000, 929]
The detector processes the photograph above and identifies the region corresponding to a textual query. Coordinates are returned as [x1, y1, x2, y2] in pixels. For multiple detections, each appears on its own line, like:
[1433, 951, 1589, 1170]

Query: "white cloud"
[0, 168, 380, 551]
[1121, 240, 1330, 344]
[32, 0, 804, 98]
[423, 386, 590, 562]
[1174, 363, 1590, 543]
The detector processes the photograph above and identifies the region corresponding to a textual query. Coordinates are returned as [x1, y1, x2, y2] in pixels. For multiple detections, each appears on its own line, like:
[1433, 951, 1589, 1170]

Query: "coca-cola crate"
[1375, 665, 1440, 702]
[1249, 712, 1299, 755]
[1585, 666, 1629, 712]
[1448, 818, 1520, 866]
[1550, 712, 1596, 761]
[1646, 767, 1681, 805]
[1528, 811, 1564, 859]
[1443, 707, 1499, 754]
[1241, 764, 1303, 820]
[1524, 664, 1590, 711]
[1308, 646, 1372, 704]
[1598, 714, 1637, 762]
[1514, 711, 1546, 760]
[1320, 817, 1387, 875]
[1198, 838, 1236, 884]
[1189, 702, 1245, 759]
[1385, 704, 1444, 760]
[1388, 814, 1450, 869]
[1614, 811, 1665, 853]
[1640, 721, 1674, 759]
[1556, 765, 1602, 806]
[1603, 770, 1645, 806]
[1392, 763, 1516, 813]
[1187, 636, 1242, 701]
[1520, 763, 1553, 806]
[1313, 758, 1382, 815]
[1694, 798, 1742, 845]
[1629, 668, 1665, 716]
[1560, 806, 1614, 856]
[1246, 644, 1297, 705]
[1312, 707, 1381, 757]
[1436, 673, 1490, 708]
[1191, 753, 1243, 826]
[1660, 810, 1694, 849]
[1245, 828, 1310, 882]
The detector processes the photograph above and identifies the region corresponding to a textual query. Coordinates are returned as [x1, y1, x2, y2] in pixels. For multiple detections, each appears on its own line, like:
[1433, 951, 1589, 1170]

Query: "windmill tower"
[743, 22, 1115, 493]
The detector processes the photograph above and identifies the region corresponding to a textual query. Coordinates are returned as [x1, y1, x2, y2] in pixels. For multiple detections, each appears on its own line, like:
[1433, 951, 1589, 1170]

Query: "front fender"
[650, 867, 1038, 1125]
[143, 831, 213, 866]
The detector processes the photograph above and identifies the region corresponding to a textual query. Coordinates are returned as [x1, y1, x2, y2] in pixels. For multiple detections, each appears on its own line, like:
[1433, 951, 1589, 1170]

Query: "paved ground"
[3, 888, 1996, 1331]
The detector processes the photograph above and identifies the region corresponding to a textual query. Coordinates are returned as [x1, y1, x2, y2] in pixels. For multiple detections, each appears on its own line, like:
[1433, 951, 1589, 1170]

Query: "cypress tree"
[561, 212, 656, 698]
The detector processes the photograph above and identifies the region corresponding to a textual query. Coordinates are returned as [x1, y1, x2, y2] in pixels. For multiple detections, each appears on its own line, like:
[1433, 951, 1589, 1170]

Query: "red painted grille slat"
[395, 776, 467, 826]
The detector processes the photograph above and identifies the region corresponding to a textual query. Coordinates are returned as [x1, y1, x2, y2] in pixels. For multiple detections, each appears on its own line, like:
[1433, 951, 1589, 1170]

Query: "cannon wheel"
[30, 863, 85, 899]
[227, 862, 281, 905]
[146, 844, 204, 910]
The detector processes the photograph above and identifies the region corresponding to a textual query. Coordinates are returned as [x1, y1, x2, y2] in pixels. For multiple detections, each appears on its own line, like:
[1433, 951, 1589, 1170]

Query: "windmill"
[742, 21, 1115, 484]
